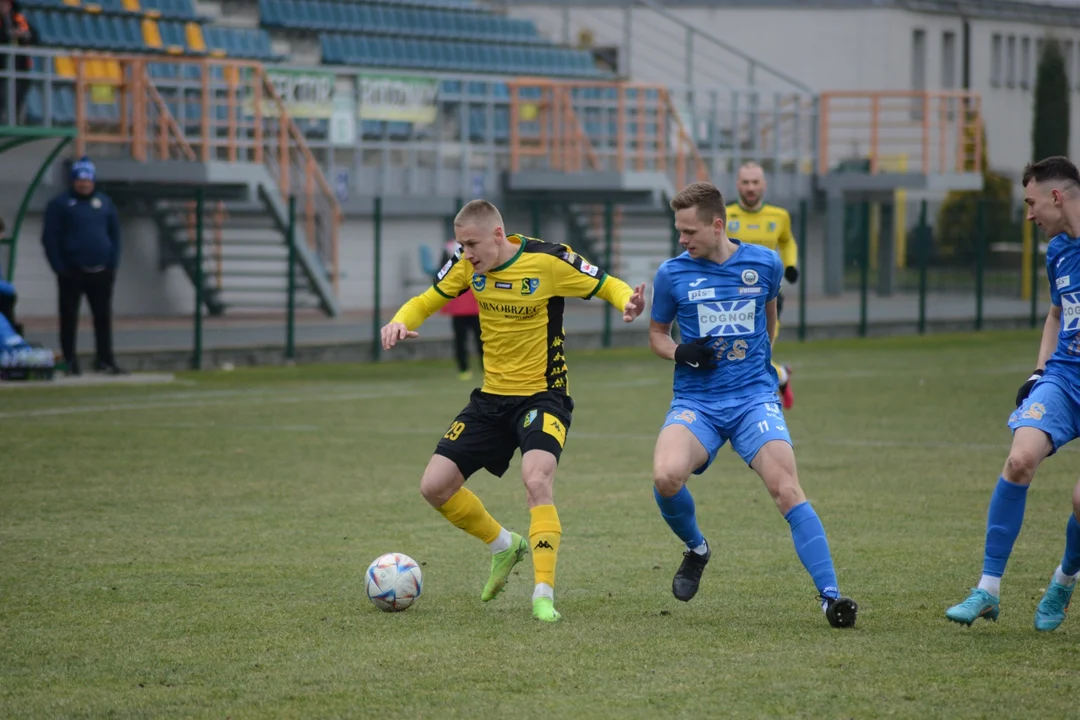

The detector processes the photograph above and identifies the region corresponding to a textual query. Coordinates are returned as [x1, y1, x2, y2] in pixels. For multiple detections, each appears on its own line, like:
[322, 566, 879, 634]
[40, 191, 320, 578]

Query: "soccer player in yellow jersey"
[726, 161, 799, 409]
[380, 199, 646, 622]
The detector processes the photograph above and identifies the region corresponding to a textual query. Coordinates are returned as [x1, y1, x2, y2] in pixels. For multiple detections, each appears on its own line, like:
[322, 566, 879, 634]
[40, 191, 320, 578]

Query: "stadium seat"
[184, 21, 205, 52]
[141, 17, 163, 50]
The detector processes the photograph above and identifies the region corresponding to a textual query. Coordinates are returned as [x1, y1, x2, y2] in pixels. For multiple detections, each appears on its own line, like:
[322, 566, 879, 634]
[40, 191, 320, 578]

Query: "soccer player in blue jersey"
[647, 181, 858, 628]
[945, 156, 1080, 630]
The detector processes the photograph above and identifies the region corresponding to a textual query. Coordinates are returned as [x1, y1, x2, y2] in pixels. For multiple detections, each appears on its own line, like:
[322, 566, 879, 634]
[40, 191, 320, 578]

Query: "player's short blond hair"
[738, 161, 765, 178]
[454, 199, 504, 229]
[670, 182, 726, 225]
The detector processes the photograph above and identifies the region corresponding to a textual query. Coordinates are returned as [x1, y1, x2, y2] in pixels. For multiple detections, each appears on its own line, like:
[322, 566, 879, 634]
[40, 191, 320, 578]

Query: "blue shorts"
[1008, 376, 1080, 453]
[662, 392, 793, 473]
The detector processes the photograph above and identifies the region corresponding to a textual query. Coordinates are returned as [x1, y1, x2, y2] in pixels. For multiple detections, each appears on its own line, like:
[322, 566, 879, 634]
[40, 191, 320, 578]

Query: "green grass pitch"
[3, 330, 1080, 718]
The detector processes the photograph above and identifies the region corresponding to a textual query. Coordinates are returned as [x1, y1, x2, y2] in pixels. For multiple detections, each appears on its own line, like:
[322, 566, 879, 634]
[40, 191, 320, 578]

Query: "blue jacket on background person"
[41, 157, 121, 274]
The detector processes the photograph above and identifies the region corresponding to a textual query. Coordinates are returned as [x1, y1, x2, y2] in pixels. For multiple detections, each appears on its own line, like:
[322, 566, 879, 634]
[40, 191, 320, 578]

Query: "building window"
[1021, 36, 1031, 88]
[912, 29, 926, 118]
[942, 31, 956, 88]
[1007, 35, 1017, 87]
[991, 34, 1003, 87]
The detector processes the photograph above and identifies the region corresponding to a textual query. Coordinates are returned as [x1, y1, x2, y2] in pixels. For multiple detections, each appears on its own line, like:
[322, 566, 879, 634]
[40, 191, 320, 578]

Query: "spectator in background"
[438, 238, 483, 381]
[42, 156, 126, 376]
[0, 0, 36, 125]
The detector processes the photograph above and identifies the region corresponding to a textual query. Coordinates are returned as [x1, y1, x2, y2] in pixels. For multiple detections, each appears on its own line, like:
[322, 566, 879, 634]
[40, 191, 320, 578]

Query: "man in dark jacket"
[42, 156, 126, 375]
[0, 0, 36, 125]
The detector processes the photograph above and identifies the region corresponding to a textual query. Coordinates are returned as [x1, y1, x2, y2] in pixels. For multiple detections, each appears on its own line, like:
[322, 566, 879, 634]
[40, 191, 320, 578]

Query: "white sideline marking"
[0, 376, 663, 421]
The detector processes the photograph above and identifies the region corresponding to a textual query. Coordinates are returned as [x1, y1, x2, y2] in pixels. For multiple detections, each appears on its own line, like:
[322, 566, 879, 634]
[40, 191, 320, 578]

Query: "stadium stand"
[18, 0, 279, 59]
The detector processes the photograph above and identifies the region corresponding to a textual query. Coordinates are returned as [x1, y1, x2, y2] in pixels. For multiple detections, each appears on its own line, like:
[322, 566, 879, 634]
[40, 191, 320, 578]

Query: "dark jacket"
[41, 190, 122, 274]
[0, 1, 37, 72]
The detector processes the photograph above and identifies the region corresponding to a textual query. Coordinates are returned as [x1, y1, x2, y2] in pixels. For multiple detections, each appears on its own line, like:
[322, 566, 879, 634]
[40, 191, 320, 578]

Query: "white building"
[506, 0, 1080, 177]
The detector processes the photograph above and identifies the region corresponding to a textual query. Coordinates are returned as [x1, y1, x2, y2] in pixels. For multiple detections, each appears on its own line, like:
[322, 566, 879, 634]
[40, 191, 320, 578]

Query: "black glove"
[674, 337, 717, 370]
[784, 266, 799, 284]
[1016, 369, 1044, 407]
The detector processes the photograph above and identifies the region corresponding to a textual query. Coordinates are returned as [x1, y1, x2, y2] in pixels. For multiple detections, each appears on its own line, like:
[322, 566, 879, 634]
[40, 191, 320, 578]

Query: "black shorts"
[776, 291, 785, 320]
[435, 389, 575, 479]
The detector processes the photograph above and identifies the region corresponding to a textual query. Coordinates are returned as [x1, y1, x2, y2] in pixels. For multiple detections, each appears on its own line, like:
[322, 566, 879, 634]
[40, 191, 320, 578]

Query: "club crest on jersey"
[1063, 292, 1080, 331]
[523, 409, 537, 427]
[697, 300, 756, 337]
[741, 269, 759, 285]
[472, 274, 486, 292]
[728, 220, 740, 232]
[521, 278, 540, 295]
[767, 221, 777, 232]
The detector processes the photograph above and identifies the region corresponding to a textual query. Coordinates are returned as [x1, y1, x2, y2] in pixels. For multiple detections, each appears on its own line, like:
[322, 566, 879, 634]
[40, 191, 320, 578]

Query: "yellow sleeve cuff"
[594, 275, 633, 310]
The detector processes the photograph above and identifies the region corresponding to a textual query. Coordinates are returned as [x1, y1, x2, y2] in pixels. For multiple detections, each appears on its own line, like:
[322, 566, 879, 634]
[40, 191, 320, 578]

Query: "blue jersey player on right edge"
[648, 181, 858, 628]
[946, 156, 1080, 631]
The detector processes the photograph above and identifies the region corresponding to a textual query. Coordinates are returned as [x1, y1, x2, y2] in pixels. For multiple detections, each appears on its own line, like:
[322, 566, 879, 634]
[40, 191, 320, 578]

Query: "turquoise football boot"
[945, 588, 1000, 626]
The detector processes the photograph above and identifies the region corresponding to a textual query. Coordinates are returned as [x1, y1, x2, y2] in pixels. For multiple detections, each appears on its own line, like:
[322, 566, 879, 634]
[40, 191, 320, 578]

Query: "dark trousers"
[451, 314, 482, 372]
[58, 269, 116, 366]
[0, 78, 30, 125]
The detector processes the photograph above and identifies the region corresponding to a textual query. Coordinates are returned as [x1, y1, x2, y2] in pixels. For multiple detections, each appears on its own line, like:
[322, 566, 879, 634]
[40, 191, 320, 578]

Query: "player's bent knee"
[419, 455, 466, 507]
[522, 449, 558, 505]
[770, 482, 805, 514]
[1003, 451, 1040, 485]
[653, 466, 689, 497]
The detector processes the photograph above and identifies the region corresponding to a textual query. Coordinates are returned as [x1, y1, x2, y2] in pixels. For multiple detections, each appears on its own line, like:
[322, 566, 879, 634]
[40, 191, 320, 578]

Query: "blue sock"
[785, 501, 839, 599]
[1062, 514, 1080, 576]
[982, 476, 1030, 578]
[654, 486, 705, 550]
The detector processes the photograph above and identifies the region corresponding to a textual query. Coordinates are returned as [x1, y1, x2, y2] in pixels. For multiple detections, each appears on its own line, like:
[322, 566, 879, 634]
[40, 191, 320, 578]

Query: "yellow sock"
[529, 504, 562, 589]
[436, 488, 502, 544]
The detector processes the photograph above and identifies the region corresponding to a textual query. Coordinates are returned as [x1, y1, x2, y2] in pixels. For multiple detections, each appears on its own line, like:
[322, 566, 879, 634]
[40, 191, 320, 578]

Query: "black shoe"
[94, 361, 129, 375]
[672, 544, 710, 602]
[822, 595, 858, 628]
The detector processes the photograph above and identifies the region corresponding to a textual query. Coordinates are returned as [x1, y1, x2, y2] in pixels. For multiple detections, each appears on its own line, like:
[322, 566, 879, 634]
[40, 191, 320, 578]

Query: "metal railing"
[495, 0, 814, 93]
[818, 90, 983, 176]
[0, 48, 342, 294]
[507, 78, 710, 190]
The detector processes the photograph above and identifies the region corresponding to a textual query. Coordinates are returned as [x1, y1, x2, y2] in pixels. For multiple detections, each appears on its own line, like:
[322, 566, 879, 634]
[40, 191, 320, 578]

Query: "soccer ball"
[365, 552, 422, 612]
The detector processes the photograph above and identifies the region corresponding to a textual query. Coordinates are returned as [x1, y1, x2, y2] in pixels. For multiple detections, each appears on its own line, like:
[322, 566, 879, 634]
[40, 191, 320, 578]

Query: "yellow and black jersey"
[391, 234, 633, 396]
[725, 203, 798, 269]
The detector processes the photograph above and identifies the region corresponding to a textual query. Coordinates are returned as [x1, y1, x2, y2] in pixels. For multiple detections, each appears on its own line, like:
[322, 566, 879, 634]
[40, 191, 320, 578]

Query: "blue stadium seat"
[55, 86, 76, 124]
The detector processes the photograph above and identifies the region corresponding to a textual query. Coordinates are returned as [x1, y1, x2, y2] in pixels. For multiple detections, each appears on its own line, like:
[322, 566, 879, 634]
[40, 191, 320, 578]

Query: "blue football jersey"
[651, 241, 783, 400]
[1046, 233, 1080, 380]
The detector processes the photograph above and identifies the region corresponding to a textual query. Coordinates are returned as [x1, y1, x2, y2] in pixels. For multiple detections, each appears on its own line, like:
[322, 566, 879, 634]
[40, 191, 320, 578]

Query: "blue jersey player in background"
[648, 182, 858, 628]
[946, 156, 1080, 631]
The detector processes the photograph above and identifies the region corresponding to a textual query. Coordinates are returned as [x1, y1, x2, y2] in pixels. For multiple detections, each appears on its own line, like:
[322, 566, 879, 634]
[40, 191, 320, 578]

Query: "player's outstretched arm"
[380, 286, 449, 351]
[592, 275, 645, 322]
[622, 282, 646, 322]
